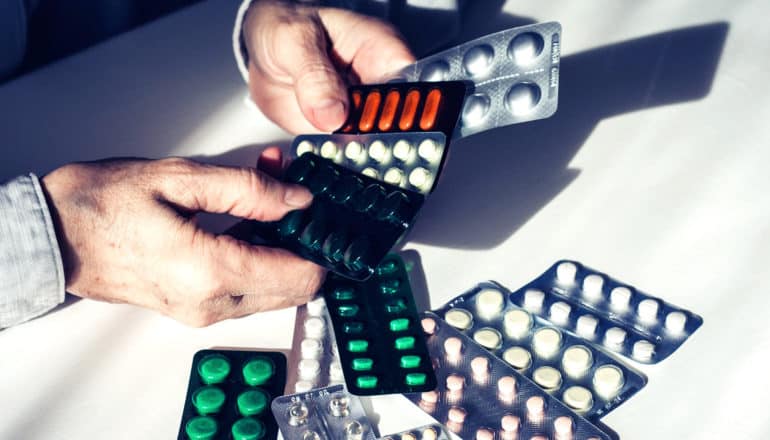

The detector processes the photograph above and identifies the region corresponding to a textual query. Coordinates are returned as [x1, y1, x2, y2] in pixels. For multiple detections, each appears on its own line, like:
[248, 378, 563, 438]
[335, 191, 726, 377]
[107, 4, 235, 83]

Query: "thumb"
[156, 159, 312, 222]
[277, 16, 349, 131]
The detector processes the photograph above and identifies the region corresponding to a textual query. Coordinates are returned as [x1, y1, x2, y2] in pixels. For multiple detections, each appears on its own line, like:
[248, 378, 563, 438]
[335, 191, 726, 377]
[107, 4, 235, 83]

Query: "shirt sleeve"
[0, 174, 65, 328]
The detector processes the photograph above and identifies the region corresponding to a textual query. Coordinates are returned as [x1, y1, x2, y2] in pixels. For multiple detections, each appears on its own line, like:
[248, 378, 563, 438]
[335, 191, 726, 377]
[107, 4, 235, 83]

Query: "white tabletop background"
[1, 0, 768, 439]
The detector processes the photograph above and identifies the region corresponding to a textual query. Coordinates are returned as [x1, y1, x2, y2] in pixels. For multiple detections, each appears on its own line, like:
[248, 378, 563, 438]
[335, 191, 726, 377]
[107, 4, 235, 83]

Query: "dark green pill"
[285, 155, 317, 184]
[376, 259, 399, 275]
[356, 375, 378, 389]
[344, 238, 371, 274]
[197, 354, 231, 385]
[237, 389, 269, 416]
[389, 317, 409, 331]
[337, 304, 359, 317]
[385, 299, 407, 314]
[329, 174, 362, 203]
[343, 321, 365, 334]
[306, 163, 337, 195]
[347, 339, 369, 352]
[322, 231, 348, 263]
[352, 358, 374, 371]
[192, 386, 226, 415]
[405, 372, 427, 386]
[376, 191, 411, 224]
[351, 184, 386, 212]
[185, 416, 218, 440]
[394, 336, 415, 350]
[231, 417, 265, 440]
[299, 220, 325, 251]
[333, 286, 356, 301]
[379, 279, 401, 295]
[400, 355, 421, 369]
[277, 210, 306, 238]
[242, 357, 274, 386]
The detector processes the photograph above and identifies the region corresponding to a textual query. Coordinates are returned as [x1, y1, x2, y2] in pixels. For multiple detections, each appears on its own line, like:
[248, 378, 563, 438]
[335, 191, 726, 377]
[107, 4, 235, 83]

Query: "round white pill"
[508, 32, 544, 65]
[463, 44, 495, 77]
[502, 346, 532, 370]
[392, 140, 413, 162]
[533, 327, 562, 358]
[306, 297, 325, 316]
[329, 362, 345, 382]
[383, 168, 405, 186]
[368, 140, 389, 163]
[549, 301, 571, 323]
[582, 274, 604, 300]
[523, 288, 545, 310]
[637, 299, 660, 321]
[533, 366, 562, 390]
[298, 359, 320, 379]
[304, 317, 325, 337]
[477, 288, 505, 317]
[445, 308, 473, 330]
[419, 60, 450, 82]
[593, 365, 625, 399]
[556, 262, 577, 284]
[417, 138, 442, 163]
[604, 327, 627, 348]
[295, 380, 313, 393]
[301, 338, 322, 359]
[461, 93, 491, 127]
[320, 140, 338, 159]
[563, 386, 594, 411]
[345, 141, 365, 162]
[408, 167, 432, 191]
[296, 140, 315, 156]
[361, 167, 379, 179]
[576, 314, 599, 338]
[505, 83, 541, 116]
[473, 327, 502, 349]
[562, 345, 593, 377]
[503, 309, 532, 338]
[665, 311, 687, 333]
[610, 287, 632, 310]
[633, 340, 655, 361]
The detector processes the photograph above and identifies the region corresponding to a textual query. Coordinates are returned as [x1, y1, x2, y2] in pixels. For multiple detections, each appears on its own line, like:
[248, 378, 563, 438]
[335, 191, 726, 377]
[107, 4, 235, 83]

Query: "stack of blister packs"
[177, 22, 704, 440]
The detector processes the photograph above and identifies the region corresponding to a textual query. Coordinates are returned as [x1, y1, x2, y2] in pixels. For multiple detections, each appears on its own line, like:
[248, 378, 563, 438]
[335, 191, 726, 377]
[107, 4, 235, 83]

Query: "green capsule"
[337, 304, 359, 317]
[322, 231, 348, 263]
[299, 220, 325, 252]
[332, 286, 356, 301]
[394, 336, 415, 350]
[385, 299, 407, 314]
[347, 340, 369, 353]
[405, 373, 427, 386]
[351, 184, 386, 212]
[389, 317, 410, 332]
[352, 358, 374, 371]
[277, 210, 306, 238]
[343, 321, 365, 334]
[356, 375, 378, 389]
[379, 279, 401, 295]
[284, 155, 317, 184]
[306, 163, 337, 195]
[400, 355, 421, 369]
[330, 174, 362, 204]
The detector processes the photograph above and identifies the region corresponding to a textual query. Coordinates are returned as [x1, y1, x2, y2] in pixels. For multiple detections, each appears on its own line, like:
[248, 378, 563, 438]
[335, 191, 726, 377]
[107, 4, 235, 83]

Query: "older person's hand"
[243, 0, 416, 133]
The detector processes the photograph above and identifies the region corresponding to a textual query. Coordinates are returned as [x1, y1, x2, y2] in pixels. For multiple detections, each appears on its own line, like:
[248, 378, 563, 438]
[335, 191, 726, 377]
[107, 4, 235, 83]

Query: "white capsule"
[508, 32, 544, 65]
[301, 338, 322, 359]
[637, 299, 660, 322]
[610, 287, 632, 310]
[298, 359, 320, 379]
[320, 141, 339, 160]
[383, 168, 405, 186]
[417, 138, 442, 163]
[461, 93, 491, 127]
[361, 167, 379, 179]
[392, 139, 413, 162]
[296, 140, 316, 156]
[549, 301, 571, 324]
[368, 140, 390, 163]
[523, 288, 545, 310]
[463, 44, 495, 77]
[604, 327, 627, 348]
[556, 262, 577, 284]
[576, 314, 598, 338]
[632, 340, 655, 361]
[345, 141, 365, 162]
[408, 167, 432, 191]
[419, 60, 450, 82]
[665, 311, 687, 333]
[505, 83, 541, 116]
[582, 274, 604, 300]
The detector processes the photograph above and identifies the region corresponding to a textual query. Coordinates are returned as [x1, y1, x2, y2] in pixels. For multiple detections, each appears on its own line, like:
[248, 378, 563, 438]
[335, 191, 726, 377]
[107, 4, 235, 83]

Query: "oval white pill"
[408, 167, 432, 191]
[304, 317, 325, 337]
[392, 139, 413, 162]
[298, 359, 320, 379]
[361, 167, 379, 179]
[556, 261, 577, 284]
[549, 301, 571, 323]
[476, 288, 505, 317]
[508, 32, 544, 65]
[562, 345, 593, 377]
[461, 93, 491, 126]
[665, 311, 687, 333]
[582, 274, 604, 300]
[637, 298, 660, 321]
[503, 309, 532, 338]
[563, 386, 594, 411]
[502, 347, 532, 370]
[296, 140, 315, 156]
[533, 366, 562, 390]
[633, 340, 655, 361]
[523, 288, 545, 310]
[604, 327, 627, 348]
[505, 83, 541, 116]
[345, 141, 365, 162]
[301, 338, 322, 359]
[445, 308, 473, 330]
[383, 168, 405, 186]
[463, 44, 495, 77]
[368, 140, 389, 163]
[417, 138, 442, 163]
[533, 327, 562, 358]
[419, 60, 450, 82]
[576, 314, 598, 338]
[320, 140, 338, 159]
[473, 327, 502, 349]
[610, 287, 632, 310]
[593, 365, 624, 399]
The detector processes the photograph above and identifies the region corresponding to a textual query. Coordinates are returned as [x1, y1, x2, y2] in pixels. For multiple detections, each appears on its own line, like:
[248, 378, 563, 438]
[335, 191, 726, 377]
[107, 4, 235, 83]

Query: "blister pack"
[379, 424, 451, 440]
[406, 312, 611, 440]
[434, 282, 647, 419]
[291, 132, 447, 195]
[394, 22, 562, 139]
[508, 260, 704, 364]
[247, 153, 424, 280]
[177, 350, 286, 440]
[271, 385, 377, 440]
[286, 297, 345, 394]
[322, 254, 436, 396]
[336, 81, 468, 138]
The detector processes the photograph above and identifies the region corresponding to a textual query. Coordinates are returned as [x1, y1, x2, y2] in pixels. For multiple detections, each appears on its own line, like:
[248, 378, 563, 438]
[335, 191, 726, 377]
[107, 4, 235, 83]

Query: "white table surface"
[2, 0, 769, 438]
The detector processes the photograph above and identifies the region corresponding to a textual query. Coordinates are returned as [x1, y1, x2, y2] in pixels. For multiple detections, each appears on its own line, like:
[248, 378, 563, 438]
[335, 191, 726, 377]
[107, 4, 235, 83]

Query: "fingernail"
[284, 186, 313, 207]
[311, 99, 347, 131]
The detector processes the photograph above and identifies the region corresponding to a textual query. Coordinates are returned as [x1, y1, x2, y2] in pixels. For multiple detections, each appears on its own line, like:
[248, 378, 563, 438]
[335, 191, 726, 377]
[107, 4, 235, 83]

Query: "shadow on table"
[404, 17, 729, 249]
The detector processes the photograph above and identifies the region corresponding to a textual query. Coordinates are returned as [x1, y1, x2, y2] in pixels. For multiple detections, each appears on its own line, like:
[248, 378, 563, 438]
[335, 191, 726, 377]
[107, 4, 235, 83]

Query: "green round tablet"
[192, 386, 226, 415]
[231, 417, 266, 440]
[185, 416, 218, 440]
[237, 389, 269, 416]
[277, 210, 306, 238]
[197, 354, 231, 385]
[242, 357, 275, 386]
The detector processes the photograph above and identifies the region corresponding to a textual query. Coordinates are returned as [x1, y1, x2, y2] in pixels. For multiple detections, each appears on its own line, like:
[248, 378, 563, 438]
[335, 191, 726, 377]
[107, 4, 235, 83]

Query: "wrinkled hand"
[41, 149, 324, 326]
[243, 0, 415, 133]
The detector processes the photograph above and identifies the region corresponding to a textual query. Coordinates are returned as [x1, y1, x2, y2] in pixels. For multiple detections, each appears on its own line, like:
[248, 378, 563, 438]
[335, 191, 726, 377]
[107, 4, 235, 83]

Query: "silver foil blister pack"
[509, 260, 703, 364]
[434, 282, 647, 420]
[405, 312, 611, 440]
[271, 385, 376, 440]
[291, 132, 447, 195]
[286, 297, 345, 394]
[379, 424, 451, 440]
[395, 22, 561, 138]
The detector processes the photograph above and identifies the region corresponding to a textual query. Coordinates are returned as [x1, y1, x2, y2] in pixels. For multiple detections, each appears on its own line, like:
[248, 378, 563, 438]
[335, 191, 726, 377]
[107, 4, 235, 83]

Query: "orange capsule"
[378, 90, 401, 131]
[419, 89, 442, 130]
[358, 90, 382, 132]
[398, 90, 421, 131]
[341, 91, 363, 133]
